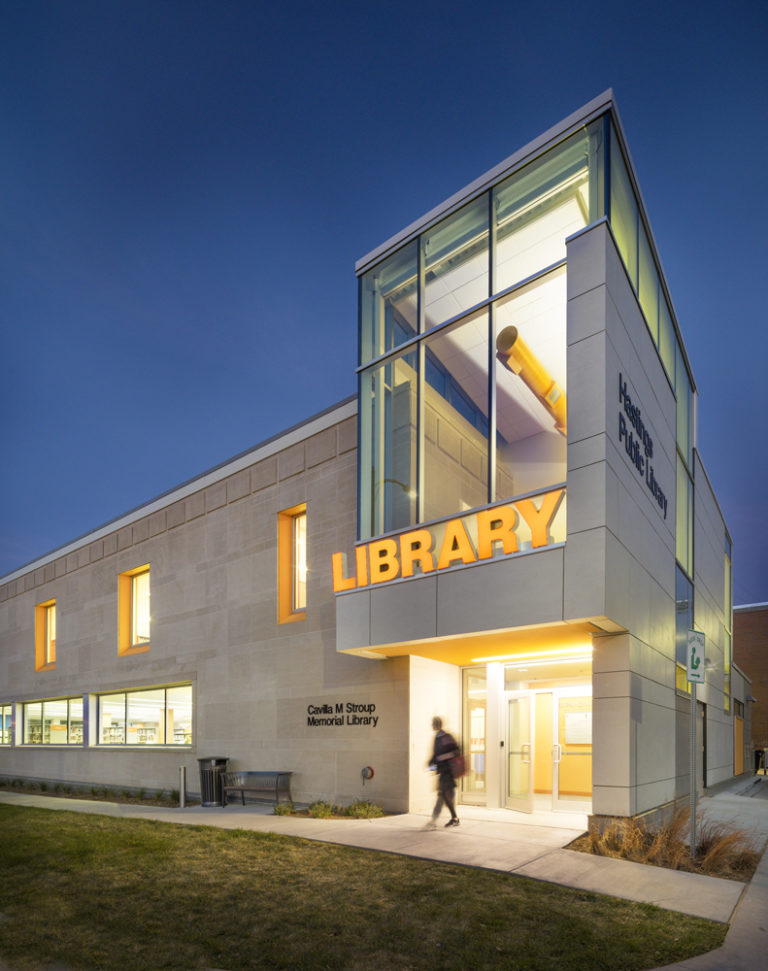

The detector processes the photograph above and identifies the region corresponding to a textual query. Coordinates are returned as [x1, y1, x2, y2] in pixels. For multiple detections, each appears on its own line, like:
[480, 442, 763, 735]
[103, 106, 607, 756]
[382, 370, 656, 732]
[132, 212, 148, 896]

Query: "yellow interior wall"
[532, 691, 592, 797]
[557, 695, 592, 796]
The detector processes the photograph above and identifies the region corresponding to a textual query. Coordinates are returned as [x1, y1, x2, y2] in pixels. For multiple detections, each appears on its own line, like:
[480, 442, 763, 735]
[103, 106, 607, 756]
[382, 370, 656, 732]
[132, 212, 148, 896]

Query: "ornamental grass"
[574, 802, 761, 881]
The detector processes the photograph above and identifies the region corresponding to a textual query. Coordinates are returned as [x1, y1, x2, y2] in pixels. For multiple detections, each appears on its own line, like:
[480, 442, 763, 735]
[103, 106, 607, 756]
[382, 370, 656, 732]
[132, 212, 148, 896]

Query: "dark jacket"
[431, 730, 459, 789]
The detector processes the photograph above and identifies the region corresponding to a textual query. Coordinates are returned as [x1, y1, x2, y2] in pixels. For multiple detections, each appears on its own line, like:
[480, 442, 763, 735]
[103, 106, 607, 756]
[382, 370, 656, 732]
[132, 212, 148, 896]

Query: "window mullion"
[417, 342, 424, 525]
[488, 191, 497, 504]
[489, 304, 497, 504]
[416, 236, 425, 525]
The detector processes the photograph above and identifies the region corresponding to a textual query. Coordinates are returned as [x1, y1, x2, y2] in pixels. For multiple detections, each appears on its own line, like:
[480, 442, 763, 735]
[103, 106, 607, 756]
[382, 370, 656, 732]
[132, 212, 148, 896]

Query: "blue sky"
[2, 0, 767, 604]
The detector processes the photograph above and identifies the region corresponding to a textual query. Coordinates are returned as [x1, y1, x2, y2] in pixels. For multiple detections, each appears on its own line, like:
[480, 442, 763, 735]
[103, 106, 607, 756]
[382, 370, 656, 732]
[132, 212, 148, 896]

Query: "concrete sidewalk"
[2, 776, 767, 970]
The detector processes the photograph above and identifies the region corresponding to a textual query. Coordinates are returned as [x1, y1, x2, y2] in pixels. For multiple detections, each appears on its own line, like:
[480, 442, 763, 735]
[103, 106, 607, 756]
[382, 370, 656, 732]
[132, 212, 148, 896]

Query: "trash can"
[198, 757, 229, 807]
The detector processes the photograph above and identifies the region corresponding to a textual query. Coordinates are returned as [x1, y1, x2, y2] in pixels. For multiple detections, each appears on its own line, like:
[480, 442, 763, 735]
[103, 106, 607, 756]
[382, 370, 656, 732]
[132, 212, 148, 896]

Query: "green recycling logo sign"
[686, 630, 706, 684]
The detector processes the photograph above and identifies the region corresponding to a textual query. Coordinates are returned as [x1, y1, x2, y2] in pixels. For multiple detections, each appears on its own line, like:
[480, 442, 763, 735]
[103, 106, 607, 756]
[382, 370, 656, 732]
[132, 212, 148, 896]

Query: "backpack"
[450, 752, 466, 779]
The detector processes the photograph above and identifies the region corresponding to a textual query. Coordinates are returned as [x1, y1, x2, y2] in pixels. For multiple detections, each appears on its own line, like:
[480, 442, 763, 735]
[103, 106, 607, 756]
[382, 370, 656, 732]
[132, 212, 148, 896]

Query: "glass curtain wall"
[423, 310, 489, 521]
[359, 240, 418, 366]
[358, 121, 604, 540]
[359, 349, 418, 536]
[494, 267, 568, 499]
[608, 123, 697, 592]
[359, 112, 697, 551]
[675, 567, 694, 693]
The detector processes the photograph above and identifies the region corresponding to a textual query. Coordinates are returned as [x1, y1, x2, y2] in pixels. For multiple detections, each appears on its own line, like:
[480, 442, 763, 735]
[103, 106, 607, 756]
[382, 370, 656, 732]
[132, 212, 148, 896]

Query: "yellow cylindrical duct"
[496, 326, 567, 435]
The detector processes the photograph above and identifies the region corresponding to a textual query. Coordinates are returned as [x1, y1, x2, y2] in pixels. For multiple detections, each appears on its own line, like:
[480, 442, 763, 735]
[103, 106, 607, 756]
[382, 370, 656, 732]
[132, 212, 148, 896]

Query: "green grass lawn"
[0, 805, 725, 970]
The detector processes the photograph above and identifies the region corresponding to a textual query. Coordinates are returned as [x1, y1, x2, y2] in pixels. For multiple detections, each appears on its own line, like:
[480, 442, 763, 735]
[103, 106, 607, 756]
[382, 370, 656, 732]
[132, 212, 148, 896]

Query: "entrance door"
[505, 693, 533, 812]
[504, 686, 592, 814]
[552, 691, 592, 812]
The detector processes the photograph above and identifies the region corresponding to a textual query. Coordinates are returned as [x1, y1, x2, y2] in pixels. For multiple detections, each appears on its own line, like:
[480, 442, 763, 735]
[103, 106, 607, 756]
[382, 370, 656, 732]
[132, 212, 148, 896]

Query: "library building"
[0, 91, 752, 823]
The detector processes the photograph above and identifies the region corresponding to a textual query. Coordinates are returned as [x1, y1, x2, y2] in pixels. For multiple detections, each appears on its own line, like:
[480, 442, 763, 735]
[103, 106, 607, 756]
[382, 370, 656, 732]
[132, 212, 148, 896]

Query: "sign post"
[686, 630, 706, 860]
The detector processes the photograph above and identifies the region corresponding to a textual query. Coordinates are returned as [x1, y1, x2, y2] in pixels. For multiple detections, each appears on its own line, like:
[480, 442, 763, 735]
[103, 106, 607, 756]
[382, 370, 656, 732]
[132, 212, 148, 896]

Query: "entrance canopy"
[341, 618, 615, 675]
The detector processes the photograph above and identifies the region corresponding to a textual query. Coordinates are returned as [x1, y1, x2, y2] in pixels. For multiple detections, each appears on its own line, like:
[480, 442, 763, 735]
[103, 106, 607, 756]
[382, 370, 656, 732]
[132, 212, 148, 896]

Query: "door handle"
[553, 743, 562, 763]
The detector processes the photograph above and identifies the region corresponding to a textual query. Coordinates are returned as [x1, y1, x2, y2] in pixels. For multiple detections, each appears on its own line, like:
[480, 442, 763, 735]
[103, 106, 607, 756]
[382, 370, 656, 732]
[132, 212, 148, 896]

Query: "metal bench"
[221, 771, 293, 807]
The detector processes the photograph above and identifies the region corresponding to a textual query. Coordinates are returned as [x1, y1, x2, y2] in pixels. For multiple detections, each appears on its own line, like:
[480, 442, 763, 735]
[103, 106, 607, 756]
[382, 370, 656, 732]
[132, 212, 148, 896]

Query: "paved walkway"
[2, 775, 767, 970]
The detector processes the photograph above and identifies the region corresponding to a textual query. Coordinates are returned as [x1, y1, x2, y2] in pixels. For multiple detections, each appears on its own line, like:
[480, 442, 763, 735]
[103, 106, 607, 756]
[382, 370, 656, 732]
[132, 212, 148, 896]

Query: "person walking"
[427, 716, 460, 828]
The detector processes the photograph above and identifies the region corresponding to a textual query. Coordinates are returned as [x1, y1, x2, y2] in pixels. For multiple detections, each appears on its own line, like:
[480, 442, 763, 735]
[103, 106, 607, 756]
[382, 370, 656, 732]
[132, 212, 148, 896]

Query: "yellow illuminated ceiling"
[345, 618, 619, 670]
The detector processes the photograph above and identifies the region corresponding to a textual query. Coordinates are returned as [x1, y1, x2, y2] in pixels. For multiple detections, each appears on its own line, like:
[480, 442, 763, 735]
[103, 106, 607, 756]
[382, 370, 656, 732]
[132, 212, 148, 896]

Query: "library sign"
[307, 702, 379, 728]
[331, 488, 565, 592]
[618, 374, 668, 519]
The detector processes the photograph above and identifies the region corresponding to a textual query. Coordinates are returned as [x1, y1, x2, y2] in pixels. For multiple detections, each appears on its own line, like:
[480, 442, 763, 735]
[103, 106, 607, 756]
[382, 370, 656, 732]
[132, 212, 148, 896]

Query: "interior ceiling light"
[504, 655, 592, 669]
[471, 645, 593, 664]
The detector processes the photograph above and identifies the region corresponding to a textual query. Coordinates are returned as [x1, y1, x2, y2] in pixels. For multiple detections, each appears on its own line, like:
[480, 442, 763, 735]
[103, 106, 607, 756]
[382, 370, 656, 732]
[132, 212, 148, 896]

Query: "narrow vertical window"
[35, 599, 56, 671]
[293, 510, 307, 612]
[676, 456, 693, 577]
[278, 504, 307, 623]
[45, 603, 56, 663]
[118, 565, 151, 655]
[131, 570, 151, 646]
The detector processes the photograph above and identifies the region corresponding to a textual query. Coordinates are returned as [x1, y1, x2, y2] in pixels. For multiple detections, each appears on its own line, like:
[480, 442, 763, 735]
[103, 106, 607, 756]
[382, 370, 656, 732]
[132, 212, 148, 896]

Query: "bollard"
[179, 766, 186, 809]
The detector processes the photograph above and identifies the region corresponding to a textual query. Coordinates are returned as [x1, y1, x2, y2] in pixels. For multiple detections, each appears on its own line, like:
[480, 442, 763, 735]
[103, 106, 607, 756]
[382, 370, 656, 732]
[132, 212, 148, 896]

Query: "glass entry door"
[552, 691, 592, 812]
[505, 693, 533, 812]
[505, 686, 592, 814]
